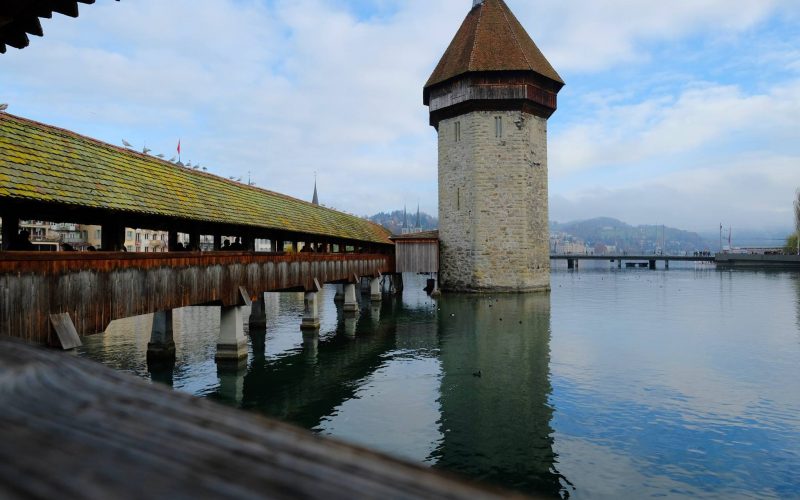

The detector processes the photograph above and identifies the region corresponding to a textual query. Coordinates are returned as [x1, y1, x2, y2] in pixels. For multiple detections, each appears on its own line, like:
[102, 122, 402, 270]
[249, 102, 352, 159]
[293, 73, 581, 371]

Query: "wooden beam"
[0, 339, 524, 499]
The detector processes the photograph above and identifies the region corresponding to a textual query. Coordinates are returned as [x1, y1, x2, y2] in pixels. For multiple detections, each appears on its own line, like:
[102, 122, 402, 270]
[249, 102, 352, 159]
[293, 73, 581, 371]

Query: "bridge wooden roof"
[0, 113, 392, 245]
[0, 0, 99, 54]
[425, 0, 563, 89]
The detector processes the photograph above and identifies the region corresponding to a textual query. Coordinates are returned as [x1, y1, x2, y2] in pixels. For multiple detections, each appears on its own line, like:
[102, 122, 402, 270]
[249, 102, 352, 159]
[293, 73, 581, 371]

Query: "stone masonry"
[438, 110, 550, 292]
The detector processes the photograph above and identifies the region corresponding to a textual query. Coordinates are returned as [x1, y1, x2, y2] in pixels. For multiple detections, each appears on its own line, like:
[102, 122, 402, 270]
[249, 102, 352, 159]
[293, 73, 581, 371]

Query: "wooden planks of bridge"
[0, 338, 525, 499]
[0, 251, 393, 345]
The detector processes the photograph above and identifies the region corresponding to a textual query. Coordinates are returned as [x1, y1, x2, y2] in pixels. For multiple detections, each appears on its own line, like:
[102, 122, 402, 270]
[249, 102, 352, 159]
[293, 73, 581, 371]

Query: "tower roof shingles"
[425, 0, 563, 89]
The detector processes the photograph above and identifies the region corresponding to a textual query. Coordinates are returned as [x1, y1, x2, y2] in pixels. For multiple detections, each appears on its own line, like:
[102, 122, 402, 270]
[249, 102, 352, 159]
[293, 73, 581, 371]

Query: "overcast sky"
[1, 0, 799, 232]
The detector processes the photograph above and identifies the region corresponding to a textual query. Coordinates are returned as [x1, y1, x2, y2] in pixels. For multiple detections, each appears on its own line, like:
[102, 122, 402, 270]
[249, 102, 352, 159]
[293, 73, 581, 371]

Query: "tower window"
[454, 121, 461, 142]
[495, 116, 503, 138]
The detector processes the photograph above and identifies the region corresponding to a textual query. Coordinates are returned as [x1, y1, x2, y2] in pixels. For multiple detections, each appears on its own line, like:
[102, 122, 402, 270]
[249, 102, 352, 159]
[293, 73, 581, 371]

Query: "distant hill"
[369, 210, 438, 235]
[551, 217, 713, 254]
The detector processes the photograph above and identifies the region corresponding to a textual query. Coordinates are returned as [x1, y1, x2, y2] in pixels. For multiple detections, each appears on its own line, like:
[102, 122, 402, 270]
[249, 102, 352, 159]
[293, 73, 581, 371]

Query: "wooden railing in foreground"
[0, 339, 528, 499]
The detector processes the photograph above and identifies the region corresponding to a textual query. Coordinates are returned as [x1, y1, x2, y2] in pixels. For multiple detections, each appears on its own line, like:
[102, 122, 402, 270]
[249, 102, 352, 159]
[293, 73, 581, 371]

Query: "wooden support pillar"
[213, 234, 222, 251]
[147, 310, 176, 363]
[189, 232, 200, 251]
[343, 284, 358, 314]
[1, 213, 19, 251]
[216, 306, 248, 365]
[168, 229, 180, 252]
[101, 222, 125, 251]
[301, 292, 321, 331]
[243, 234, 255, 252]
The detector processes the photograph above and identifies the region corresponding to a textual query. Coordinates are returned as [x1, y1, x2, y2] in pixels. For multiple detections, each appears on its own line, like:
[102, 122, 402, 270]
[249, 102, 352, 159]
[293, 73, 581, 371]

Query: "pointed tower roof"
[425, 0, 563, 89]
[312, 179, 319, 205]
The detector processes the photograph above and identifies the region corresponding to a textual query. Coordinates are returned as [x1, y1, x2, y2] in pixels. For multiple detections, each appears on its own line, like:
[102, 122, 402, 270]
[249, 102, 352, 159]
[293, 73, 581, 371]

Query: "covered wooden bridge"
[0, 112, 395, 362]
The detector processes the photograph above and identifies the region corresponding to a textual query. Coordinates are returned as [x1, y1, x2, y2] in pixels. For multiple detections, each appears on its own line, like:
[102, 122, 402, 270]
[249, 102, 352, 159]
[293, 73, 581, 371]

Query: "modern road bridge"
[550, 254, 715, 270]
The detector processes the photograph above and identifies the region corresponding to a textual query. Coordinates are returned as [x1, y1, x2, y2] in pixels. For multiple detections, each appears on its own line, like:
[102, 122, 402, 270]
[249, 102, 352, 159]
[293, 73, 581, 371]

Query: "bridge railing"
[0, 251, 394, 345]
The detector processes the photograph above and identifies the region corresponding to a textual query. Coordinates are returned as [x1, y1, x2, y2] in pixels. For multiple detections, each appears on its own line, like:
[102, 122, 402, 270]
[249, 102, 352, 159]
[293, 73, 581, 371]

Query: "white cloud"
[1, 0, 798, 228]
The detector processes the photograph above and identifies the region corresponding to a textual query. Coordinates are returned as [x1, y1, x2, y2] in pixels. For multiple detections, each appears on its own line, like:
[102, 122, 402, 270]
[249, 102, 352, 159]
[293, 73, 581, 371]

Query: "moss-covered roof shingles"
[0, 113, 392, 245]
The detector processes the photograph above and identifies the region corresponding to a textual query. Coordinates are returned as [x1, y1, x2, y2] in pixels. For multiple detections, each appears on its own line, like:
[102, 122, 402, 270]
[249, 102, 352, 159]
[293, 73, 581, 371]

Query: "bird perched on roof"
[193, 166, 200, 170]
[202, 167, 207, 172]
[186, 161, 192, 167]
[169, 157, 176, 162]
[156, 154, 164, 158]
[0, 104, 8, 112]
[236, 177, 242, 182]
[122, 139, 132, 148]
[228, 176, 236, 180]
[142, 147, 151, 154]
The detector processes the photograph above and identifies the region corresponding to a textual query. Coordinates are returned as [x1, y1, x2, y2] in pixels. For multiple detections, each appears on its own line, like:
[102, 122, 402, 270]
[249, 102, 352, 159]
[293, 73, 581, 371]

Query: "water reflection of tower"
[431, 293, 566, 497]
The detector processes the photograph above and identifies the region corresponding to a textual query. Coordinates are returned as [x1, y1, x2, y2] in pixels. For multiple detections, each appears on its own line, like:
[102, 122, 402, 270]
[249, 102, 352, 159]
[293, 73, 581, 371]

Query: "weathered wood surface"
[0, 252, 393, 344]
[0, 339, 526, 500]
[395, 240, 439, 274]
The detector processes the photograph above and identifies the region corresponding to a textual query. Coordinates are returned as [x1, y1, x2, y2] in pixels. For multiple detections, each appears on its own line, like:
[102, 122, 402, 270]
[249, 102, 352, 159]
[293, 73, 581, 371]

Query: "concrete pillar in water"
[301, 291, 321, 331]
[370, 277, 382, 302]
[147, 310, 176, 363]
[343, 284, 359, 314]
[216, 306, 248, 365]
[217, 364, 245, 405]
[302, 330, 319, 363]
[249, 293, 267, 332]
[334, 284, 345, 303]
[370, 302, 381, 326]
[343, 314, 358, 338]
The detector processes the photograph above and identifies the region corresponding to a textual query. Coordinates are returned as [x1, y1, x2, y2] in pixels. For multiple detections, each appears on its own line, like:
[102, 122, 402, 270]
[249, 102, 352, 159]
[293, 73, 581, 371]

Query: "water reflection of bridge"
[193, 285, 568, 498]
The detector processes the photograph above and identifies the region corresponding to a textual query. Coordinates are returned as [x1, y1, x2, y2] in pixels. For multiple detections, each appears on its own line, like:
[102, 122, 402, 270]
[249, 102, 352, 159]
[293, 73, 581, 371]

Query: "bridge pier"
[343, 314, 358, 338]
[649, 260, 656, 270]
[333, 284, 345, 303]
[146, 310, 176, 364]
[370, 277, 382, 302]
[618, 259, 622, 269]
[301, 292, 321, 331]
[567, 258, 575, 270]
[216, 306, 248, 366]
[665, 260, 670, 270]
[249, 293, 267, 332]
[343, 284, 359, 314]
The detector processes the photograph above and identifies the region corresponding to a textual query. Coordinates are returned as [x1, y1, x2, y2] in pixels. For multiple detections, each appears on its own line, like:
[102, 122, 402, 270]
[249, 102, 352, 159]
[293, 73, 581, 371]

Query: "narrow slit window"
[495, 116, 503, 138]
[457, 188, 461, 211]
[454, 121, 461, 142]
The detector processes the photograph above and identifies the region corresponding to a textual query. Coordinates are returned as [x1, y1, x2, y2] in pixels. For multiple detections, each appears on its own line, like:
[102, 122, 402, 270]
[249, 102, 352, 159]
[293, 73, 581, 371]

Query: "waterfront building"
[425, 0, 564, 292]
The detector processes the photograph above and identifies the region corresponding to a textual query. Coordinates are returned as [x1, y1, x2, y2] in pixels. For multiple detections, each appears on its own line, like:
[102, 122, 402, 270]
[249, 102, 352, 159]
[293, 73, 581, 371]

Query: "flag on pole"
[177, 139, 181, 155]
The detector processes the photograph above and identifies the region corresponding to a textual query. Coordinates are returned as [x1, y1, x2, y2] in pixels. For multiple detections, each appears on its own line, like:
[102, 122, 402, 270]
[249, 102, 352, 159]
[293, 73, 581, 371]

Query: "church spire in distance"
[312, 174, 319, 205]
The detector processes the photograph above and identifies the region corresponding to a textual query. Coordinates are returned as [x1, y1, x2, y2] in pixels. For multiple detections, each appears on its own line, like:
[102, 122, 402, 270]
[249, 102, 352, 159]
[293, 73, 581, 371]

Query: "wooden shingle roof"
[425, 0, 563, 89]
[0, 113, 392, 245]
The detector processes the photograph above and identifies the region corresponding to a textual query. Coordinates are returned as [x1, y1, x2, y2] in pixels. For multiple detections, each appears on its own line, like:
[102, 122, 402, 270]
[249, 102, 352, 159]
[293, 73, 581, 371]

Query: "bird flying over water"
[122, 139, 132, 147]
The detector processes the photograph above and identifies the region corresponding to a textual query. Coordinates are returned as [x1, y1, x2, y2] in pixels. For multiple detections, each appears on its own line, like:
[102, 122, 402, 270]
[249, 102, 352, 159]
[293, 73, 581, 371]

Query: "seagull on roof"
[202, 167, 207, 172]
[169, 157, 176, 162]
[193, 166, 200, 170]
[186, 161, 192, 167]
[228, 176, 236, 180]
[122, 139, 133, 148]
[156, 153, 164, 158]
[142, 147, 151, 154]
[0, 104, 8, 112]
[236, 177, 242, 182]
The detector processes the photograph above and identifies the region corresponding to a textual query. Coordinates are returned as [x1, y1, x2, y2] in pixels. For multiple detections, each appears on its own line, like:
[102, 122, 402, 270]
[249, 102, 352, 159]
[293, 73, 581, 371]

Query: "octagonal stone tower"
[424, 0, 564, 293]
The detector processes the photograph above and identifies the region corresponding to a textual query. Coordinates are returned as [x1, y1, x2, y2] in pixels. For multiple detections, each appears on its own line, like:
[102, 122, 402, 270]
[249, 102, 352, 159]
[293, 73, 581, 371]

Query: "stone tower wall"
[438, 110, 550, 292]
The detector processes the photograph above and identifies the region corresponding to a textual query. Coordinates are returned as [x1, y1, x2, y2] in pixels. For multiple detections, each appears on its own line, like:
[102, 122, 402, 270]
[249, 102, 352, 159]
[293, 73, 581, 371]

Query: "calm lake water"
[78, 266, 800, 499]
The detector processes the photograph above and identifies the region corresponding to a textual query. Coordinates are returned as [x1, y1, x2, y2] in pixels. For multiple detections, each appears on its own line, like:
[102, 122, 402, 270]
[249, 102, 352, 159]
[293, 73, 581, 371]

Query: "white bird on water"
[122, 139, 133, 148]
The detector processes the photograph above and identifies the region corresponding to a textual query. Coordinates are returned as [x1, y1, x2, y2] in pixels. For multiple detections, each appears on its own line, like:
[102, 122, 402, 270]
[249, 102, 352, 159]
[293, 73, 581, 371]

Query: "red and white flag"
[177, 139, 181, 155]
